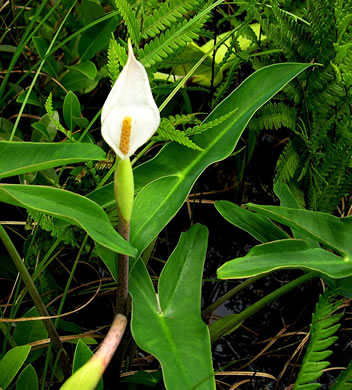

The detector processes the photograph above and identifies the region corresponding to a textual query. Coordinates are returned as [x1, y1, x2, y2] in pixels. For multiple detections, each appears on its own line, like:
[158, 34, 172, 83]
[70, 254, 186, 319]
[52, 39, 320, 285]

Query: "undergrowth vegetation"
[0, 1, 351, 389]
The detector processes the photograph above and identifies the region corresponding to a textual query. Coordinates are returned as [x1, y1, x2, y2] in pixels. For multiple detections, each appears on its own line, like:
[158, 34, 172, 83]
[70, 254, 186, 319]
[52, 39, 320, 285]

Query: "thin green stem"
[42, 235, 88, 386]
[54, 234, 88, 326]
[116, 218, 130, 316]
[0, 309, 16, 348]
[211, 271, 318, 342]
[202, 274, 266, 319]
[96, 160, 117, 190]
[7, 215, 43, 323]
[78, 108, 102, 143]
[131, 141, 155, 166]
[0, 224, 71, 377]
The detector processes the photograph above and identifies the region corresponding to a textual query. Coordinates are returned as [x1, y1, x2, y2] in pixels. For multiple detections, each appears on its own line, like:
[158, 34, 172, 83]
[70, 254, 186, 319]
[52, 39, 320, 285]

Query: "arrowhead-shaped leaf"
[217, 239, 352, 280]
[215, 200, 289, 243]
[246, 204, 352, 258]
[129, 224, 215, 390]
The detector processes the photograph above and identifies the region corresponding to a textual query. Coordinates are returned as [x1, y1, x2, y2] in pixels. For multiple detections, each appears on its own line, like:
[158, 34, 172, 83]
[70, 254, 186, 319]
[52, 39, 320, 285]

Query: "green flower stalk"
[114, 157, 133, 315]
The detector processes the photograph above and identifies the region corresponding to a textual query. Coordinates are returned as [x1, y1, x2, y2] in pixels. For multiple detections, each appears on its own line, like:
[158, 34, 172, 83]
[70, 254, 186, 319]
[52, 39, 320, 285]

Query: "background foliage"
[0, 0, 351, 389]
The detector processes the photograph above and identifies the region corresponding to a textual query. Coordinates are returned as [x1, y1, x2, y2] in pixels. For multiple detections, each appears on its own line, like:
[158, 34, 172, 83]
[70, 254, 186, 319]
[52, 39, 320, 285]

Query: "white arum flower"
[101, 42, 160, 160]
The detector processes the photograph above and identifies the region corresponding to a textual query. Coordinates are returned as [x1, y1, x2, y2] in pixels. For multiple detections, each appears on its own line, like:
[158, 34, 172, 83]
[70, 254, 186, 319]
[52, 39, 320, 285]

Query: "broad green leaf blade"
[215, 200, 288, 243]
[63, 91, 81, 131]
[0, 184, 136, 257]
[95, 243, 118, 282]
[0, 345, 31, 389]
[130, 224, 215, 390]
[0, 141, 105, 179]
[32, 36, 57, 77]
[66, 61, 97, 79]
[121, 371, 162, 386]
[247, 204, 352, 258]
[16, 365, 38, 390]
[61, 61, 97, 92]
[326, 276, 352, 298]
[273, 183, 319, 248]
[129, 63, 312, 255]
[72, 340, 103, 390]
[87, 64, 312, 226]
[13, 307, 47, 345]
[217, 239, 352, 280]
[78, 15, 118, 61]
[274, 183, 302, 209]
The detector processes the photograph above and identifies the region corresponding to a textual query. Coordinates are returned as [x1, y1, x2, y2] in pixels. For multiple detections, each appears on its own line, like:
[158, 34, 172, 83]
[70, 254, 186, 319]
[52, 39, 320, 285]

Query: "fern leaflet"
[27, 209, 75, 245]
[139, 0, 222, 67]
[294, 290, 343, 390]
[184, 108, 238, 136]
[45, 93, 70, 138]
[115, 0, 141, 45]
[248, 103, 297, 132]
[107, 36, 127, 85]
[153, 118, 203, 151]
[142, 0, 201, 38]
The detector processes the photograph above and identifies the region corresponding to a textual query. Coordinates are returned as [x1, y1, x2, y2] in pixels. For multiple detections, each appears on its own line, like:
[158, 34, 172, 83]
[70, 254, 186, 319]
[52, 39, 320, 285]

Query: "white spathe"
[101, 43, 160, 159]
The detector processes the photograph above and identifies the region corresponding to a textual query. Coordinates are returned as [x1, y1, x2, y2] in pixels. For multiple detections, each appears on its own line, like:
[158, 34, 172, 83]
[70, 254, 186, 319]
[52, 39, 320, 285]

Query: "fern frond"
[308, 141, 352, 212]
[184, 107, 238, 136]
[294, 290, 343, 390]
[248, 102, 297, 132]
[44, 93, 70, 138]
[275, 140, 302, 183]
[139, 17, 206, 67]
[139, 0, 222, 67]
[27, 209, 75, 245]
[331, 360, 352, 390]
[168, 113, 202, 127]
[152, 118, 203, 151]
[142, 0, 201, 38]
[115, 0, 141, 45]
[107, 36, 127, 85]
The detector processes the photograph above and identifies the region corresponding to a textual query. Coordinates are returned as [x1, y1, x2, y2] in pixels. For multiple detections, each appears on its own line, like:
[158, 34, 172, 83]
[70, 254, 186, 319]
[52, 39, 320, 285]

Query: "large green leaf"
[31, 36, 57, 77]
[13, 307, 47, 346]
[0, 141, 105, 179]
[78, 15, 118, 60]
[63, 91, 81, 131]
[217, 239, 352, 280]
[273, 183, 319, 248]
[0, 184, 136, 257]
[0, 345, 31, 389]
[88, 63, 312, 256]
[72, 340, 103, 390]
[129, 224, 215, 390]
[16, 365, 38, 390]
[61, 61, 97, 92]
[130, 63, 312, 255]
[215, 200, 288, 243]
[246, 204, 352, 258]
